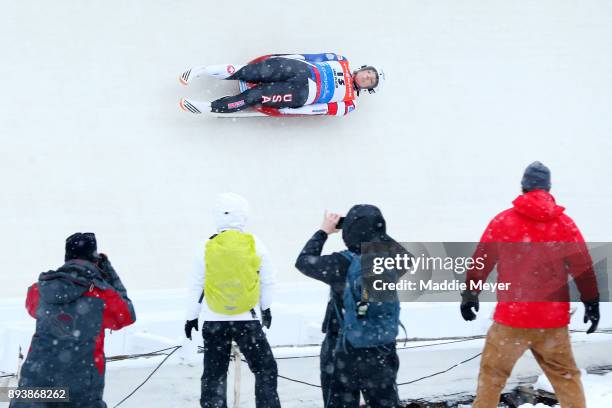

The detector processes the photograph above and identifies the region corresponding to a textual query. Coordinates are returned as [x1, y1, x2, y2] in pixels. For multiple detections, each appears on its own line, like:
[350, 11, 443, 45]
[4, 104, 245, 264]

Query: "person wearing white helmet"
[179, 53, 385, 117]
[184, 193, 280, 408]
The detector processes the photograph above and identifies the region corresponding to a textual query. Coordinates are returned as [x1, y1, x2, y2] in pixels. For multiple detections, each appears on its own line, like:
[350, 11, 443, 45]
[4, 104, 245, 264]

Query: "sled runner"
[179, 97, 269, 118]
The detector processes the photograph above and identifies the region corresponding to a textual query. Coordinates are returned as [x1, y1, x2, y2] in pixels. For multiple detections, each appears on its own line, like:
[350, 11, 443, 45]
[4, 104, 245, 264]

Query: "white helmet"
[354, 65, 386, 94]
[213, 192, 251, 231]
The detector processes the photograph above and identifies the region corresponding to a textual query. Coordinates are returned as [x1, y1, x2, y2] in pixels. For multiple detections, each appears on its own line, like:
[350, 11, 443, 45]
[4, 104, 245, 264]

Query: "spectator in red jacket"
[462, 162, 599, 408]
[10, 233, 136, 408]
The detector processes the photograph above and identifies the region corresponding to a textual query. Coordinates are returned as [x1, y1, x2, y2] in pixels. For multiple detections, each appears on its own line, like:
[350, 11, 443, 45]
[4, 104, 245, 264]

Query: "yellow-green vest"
[205, 230, 261, 315]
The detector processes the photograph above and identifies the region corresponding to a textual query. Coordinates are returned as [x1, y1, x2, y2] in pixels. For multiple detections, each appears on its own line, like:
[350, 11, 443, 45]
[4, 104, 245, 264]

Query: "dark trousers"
[200, 320, 280, 408]
[10, 364, 106, 408]
[10, 402, 106, 408]
[10, 398, 106, 408]
[327, 342, 400, 408]
[10, 394, 106, 408]
[320, 331, 338, 406]
[211, 57, 310, 113]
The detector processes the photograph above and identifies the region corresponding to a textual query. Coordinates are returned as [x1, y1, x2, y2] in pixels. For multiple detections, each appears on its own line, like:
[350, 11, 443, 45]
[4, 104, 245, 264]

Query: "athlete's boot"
[179, 64, 244, 85]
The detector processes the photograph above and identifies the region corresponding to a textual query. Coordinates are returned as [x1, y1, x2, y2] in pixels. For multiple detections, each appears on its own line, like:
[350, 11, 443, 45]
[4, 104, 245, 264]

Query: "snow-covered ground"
[2, 0, 612, 406]
[528, 370, 612, 408]
[516, 372, 612, 408]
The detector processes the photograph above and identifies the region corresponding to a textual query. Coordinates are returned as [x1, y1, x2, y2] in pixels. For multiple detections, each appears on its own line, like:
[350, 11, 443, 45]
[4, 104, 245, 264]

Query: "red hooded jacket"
[466, 190, 598, 328]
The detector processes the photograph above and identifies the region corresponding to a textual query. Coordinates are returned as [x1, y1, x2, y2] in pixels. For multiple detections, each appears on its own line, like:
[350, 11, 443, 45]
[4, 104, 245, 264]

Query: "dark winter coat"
[11, 259, 136, 408]
[295, 204, 397, 334]
[466, 190, 598, 328]
[295, 229, 349, 333]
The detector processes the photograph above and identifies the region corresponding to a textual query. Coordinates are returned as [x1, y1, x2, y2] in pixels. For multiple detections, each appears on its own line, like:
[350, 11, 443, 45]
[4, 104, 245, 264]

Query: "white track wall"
[1, 1, 612, 298]
[3, 2, 612, 405]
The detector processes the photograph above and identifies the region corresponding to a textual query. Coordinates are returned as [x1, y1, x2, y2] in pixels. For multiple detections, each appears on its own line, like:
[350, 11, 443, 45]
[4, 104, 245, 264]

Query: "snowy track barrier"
[397, 352, 483, 386]
[111, 345, 182, 408]
[2, 329, 611, 406]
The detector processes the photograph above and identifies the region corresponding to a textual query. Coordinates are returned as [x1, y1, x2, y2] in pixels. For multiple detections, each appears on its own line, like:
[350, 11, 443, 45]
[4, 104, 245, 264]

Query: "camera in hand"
[336, 217, 345, 229]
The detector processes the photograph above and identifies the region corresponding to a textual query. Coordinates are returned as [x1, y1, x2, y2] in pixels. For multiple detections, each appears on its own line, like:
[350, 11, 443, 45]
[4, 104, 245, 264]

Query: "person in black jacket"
[295, 205, 405, 408]
[295, 210, 347, 405]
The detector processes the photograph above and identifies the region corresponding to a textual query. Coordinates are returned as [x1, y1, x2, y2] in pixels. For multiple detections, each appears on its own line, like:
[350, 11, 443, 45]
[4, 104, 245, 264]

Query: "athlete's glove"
[279, 107, 299, 115]
[261, 309, 272, 329]
[185, 319, 199, 340]
[583, 298, 600, 334]
[460, 291, 480, 321]
[279, 105, 326, 116]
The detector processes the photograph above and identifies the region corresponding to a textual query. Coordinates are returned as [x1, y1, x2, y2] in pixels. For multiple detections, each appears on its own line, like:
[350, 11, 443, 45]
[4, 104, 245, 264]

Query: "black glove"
[261, 309, 272, 329]
[185, 319, 199, 340]
[583, 298, 600, 334]
[96, 253, 128, 296]
[96, 253, 115, 280]
[460, 291, 480, 321]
